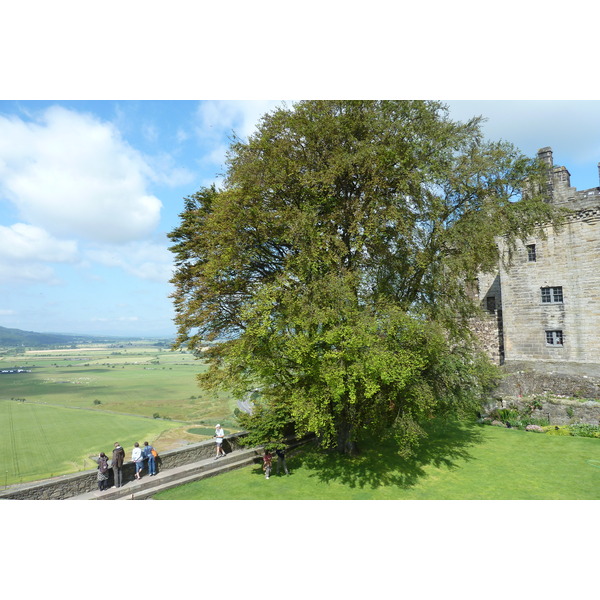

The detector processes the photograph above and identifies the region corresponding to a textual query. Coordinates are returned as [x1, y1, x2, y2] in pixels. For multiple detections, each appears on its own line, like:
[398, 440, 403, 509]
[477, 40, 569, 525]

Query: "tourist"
[143, 441, 157, 476]
[97, 452, 110, 491]
[132, 442, 144, 480]
[276, 447, 289, 475]
[112, 442, 125, 488]
[262, 450, 272, 480]
[214, 424, 226, 459]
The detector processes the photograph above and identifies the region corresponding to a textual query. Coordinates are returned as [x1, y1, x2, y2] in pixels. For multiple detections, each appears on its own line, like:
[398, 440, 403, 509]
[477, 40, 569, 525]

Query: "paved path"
[66, 449, 259, 500]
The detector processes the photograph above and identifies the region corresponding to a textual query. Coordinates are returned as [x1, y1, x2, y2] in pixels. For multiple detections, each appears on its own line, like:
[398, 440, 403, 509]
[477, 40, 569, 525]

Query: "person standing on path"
[214, 424, 226, 459]
[262, 450, 273, 479]
[97, 452, 110, 491]
[143, 441, 157, 476]
[276, 447, 289, 475]
[132, 442, 143, 480]
[112, 442, 125, 488]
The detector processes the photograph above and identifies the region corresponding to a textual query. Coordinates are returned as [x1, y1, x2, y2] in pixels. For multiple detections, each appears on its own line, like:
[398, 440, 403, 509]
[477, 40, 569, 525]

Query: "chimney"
[538, 147, 553, 167]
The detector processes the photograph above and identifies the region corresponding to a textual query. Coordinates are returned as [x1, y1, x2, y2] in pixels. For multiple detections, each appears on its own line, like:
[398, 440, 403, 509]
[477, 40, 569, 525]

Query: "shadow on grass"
[291, 419, 485, 490]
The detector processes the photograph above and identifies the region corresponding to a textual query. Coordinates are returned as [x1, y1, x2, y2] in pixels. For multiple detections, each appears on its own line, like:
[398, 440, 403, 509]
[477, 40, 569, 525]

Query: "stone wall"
[483, 396, 600, 427]
[0, 432, 248, 501]
[483, 360, 600, 426]
[474, 147, 600, 367]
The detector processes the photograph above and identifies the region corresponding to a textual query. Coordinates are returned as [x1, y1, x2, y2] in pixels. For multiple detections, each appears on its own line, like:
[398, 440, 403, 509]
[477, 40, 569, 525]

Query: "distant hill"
[0, 326, 98, 348]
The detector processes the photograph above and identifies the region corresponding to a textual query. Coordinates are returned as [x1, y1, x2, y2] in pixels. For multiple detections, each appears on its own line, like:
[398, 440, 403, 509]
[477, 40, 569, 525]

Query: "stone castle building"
[476, 147, 600, 367]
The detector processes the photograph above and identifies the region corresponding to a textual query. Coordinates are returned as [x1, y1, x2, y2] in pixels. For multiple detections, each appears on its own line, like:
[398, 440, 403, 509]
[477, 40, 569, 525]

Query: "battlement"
[538, 147, 600, 208]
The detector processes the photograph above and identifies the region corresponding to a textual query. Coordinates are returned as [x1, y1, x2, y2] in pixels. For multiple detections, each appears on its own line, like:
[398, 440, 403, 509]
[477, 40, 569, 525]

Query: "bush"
[568, 423, 600, 438]
[543, 426, 571, 436]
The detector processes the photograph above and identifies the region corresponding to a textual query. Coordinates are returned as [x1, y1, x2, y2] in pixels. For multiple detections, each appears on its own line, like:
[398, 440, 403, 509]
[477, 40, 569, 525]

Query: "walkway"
[66, 447, 261, 500]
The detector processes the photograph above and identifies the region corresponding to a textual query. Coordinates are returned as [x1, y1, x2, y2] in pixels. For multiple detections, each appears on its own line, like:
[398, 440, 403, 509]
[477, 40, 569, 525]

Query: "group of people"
[262, 448, 289, 479]
[95, 441, 158, 491]
[95, 424, 291, 491]
[214, 424, 291, 480]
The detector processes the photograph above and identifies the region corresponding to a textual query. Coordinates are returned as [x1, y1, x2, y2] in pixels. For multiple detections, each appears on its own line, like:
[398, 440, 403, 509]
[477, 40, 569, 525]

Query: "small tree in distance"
[169, 100, 560, 456]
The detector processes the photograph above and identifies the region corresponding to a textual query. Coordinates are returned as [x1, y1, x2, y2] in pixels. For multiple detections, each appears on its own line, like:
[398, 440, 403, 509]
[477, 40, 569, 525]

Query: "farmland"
[0, 341, 237, 485]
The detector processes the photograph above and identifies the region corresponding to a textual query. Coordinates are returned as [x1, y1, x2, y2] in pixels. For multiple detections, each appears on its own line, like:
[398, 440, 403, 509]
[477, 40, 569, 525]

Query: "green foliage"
[568, 423, 600, 438]
[543, 426, 572, 436]
[169, 100, 562, 454]
[526, 396, 544, 413]
[235, 398, 294, 452]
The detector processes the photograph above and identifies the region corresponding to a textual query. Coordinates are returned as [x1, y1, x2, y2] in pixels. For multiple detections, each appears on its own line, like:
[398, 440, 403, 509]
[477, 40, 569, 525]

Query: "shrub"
[496, 408, 520, 421]
[568, 423, 600, 438]
[543, 426, 571, 436]
[526, 416, 550, 427]
[526, 397, 544, 413]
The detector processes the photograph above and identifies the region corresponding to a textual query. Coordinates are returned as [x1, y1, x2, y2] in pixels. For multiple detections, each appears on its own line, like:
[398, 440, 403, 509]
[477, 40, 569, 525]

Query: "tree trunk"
[336, 417, 359, 455]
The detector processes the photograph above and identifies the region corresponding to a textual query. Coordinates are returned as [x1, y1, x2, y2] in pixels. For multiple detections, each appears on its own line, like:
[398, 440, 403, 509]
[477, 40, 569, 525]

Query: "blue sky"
[1, 99, 600, 337]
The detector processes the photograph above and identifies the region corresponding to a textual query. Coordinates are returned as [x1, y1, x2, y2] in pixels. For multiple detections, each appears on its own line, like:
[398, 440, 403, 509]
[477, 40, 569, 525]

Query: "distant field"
[0, 343, 239, 485]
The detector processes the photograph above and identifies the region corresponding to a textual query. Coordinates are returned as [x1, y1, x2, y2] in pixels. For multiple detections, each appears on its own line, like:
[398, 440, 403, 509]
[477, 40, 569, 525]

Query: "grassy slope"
[0, 399, 181, 485]
[0, 346, 238, 485]
[154, 421, 600, 500]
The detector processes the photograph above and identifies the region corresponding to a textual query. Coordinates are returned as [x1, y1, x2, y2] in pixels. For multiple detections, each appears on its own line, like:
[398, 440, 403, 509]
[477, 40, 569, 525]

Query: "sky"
[1, 99, 600, 338]
[3, 3, 598, 592]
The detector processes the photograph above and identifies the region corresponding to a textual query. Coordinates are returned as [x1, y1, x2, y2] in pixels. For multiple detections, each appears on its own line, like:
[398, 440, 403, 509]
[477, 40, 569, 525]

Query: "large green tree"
[168, 100, 559, 455]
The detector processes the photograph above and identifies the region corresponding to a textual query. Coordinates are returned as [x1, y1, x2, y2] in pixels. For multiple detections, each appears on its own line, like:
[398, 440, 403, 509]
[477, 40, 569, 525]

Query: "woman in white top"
[214, 424, 226, 459]
[132, 442, 143, 479]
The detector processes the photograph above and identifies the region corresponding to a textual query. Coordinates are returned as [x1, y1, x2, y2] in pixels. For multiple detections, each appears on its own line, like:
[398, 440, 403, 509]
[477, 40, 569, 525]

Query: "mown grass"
[153, 420, 600, 500]
[0, 344, 239, 485]
[0, 399, 182, 485]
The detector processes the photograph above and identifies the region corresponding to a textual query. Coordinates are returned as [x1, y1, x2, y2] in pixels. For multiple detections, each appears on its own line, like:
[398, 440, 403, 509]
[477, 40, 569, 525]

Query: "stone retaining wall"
[481, 360, 600, 425]
[483, 396, 600, 426]
[0, 432, 248, 501]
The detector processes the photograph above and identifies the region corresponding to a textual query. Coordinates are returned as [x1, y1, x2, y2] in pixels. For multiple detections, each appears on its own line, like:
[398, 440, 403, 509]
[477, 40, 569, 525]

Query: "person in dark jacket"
[112, 442, 125, 488]
[97, 452, 110, 491]
[276, 447, 289, 475]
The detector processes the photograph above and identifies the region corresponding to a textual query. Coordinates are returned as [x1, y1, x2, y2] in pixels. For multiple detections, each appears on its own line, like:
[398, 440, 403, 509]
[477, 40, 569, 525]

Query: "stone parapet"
[0, 432, 248, 500]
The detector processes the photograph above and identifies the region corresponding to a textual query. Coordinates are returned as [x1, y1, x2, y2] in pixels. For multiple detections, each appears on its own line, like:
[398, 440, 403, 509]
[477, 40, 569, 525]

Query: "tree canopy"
[168, 100, 559, 455]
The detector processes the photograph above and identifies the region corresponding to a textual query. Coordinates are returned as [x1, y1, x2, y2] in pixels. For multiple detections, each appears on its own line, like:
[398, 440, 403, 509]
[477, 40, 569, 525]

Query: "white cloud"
[0, 223, 78, 262]
[0, 106, 162, 243]
[0, 262, 62, 286]
[85, 240, 174, 283]
[0, 223, 78, 285]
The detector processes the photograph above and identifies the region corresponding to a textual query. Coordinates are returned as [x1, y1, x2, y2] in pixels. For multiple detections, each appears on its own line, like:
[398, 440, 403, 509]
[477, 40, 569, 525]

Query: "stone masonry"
[477, 147, 600, 368]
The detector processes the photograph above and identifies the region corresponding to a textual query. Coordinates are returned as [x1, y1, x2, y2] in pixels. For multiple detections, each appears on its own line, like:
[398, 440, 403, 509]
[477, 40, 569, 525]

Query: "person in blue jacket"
[143, 441, 157, 476]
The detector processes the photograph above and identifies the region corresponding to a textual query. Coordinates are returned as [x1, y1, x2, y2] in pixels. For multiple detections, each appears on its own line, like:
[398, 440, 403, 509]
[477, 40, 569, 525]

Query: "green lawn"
[0, 344, 239, 485]
[0, 399, 181, 485]
[153, 420, 600, 500]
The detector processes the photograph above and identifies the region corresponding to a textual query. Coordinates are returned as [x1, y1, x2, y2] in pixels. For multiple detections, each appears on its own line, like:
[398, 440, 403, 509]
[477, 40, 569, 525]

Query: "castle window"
[545, 330, 563, 346]
[541, 286, 563, 303]
[526, 244, 536, 262]
[486, 296, 496, 312]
